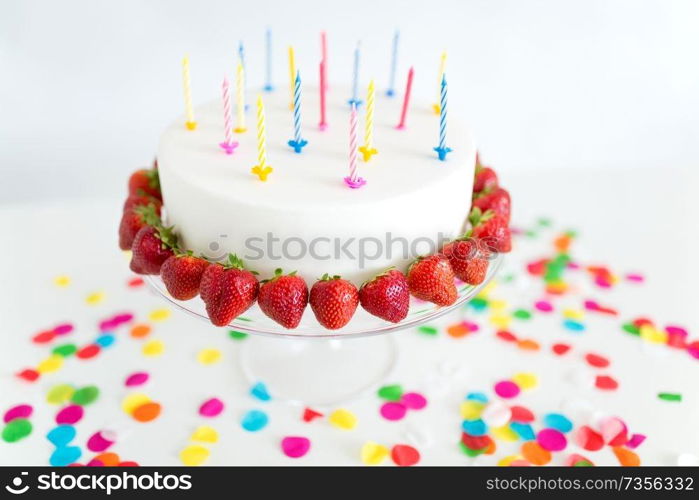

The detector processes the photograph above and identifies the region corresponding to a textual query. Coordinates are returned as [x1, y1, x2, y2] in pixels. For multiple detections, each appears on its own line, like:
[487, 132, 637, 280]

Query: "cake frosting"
[157, 86, 475, 285]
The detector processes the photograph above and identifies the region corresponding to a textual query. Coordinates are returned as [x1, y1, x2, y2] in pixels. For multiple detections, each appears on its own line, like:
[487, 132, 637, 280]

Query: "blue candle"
[433, 74, 452, 161]
[347, 42, 363, 107]
[263, 28, 274, 91]
[288, 71, 308, 153]
[385, 30, 399, 97]
[238, 41, 249, 110]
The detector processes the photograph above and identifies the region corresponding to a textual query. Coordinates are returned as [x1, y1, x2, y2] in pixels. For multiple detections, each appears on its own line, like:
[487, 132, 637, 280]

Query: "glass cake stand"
[145, 255, 502, 406]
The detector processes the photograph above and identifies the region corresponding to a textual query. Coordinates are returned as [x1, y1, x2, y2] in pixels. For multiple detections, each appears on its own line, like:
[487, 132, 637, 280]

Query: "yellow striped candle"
[288, 46, 296, 110]
[234, 62, 247, 133]
[433, 51, 447, 115]
[182, 56, 197, 130]
[251, 95, 273, 181]
[358, 79, 378, 162]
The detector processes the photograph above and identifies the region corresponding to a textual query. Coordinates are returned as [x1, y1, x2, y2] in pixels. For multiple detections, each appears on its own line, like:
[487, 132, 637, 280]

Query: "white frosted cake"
[157, 87, 476, 285]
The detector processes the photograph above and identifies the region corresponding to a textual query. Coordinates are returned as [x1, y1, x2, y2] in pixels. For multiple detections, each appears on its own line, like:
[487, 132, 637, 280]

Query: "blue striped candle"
[385, 30, 399, 97]
[287, 70, 308, 153]
[263, 28, 274, 91]
[347, 42, 363, 107]
[433, 74, 452, 161]
[238, 41, 249, 110]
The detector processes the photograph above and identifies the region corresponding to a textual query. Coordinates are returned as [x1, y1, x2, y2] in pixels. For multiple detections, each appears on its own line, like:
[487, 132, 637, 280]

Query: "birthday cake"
[118, 40, 512, 330]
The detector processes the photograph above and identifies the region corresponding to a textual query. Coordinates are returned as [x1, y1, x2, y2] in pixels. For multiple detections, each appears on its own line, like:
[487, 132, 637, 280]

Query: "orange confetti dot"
[132, 402, 161, 422]
[612, 447, 640, 466]
[517, 339, 540, 351]
[484, 439, 497, 455]
[130, 324, 152, 338]
[93, 452, 120, 466]
[553, 235, 571, 252]
[521, 441, 551, 465]
[447, 323, 470, 338]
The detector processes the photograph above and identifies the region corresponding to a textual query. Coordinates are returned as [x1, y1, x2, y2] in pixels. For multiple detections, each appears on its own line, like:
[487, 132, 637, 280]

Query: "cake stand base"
[239, 334, 398, 406]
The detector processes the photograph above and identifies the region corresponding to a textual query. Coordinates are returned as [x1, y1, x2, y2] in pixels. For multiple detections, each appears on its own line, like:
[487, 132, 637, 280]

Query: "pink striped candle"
[396, 66, 414, 130]
[219, 77, 238, 154]
[344, 104, 366, 189]
[319, 60, 328, 130]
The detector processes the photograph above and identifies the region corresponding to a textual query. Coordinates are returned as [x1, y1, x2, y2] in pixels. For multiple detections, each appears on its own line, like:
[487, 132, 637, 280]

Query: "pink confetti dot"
[199, 398, 224, 417]
[625, 433, 646, 449]
[113, 313, 134, 324]
[380, 402, 407, 421]
[534, 300, 553, 313]
[625, 273, 644, 283]
[55, 405, 84, 425]
[537, 428, 567, 451]
[494, 380, 520, 399]
[54, 323, 74, 335]
[125, 372, 149, 387]
[665, 325, 688, 337]
[281, 436, 311, 458]
[87, 431, 115, 452]
[3, 404, 33, 423]
[86, 459, 104, 467]
[401, 392, 427, 410]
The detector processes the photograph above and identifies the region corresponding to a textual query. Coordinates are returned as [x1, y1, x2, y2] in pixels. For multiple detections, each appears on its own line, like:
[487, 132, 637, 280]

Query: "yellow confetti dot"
[142, 339, 164, 357]
[37, 355, 64, 374]
[640, 325, 667, 344]
[460, 400, 485, 420]
[180, 445, 210, 466]
[85, 291, 105, 305]
[53, 275, 71, 287]
[492, 425, 520, 442]
[46, 384, 74, 405]
[197, 348, 222, 365]
[489, 313, 512, 329]
[360, 441, 389, 465]
[478, 280, 497, 298]
[328, 409, 358, 430]
[190, 425, 219, 443]
[489, 299, 509, 311]
[562, 308, 584, 320]
[148, 308, 171, 322]
[122, 393, 151, 415]
[497, 454, 522, 466]
[512, 372, 538, 390]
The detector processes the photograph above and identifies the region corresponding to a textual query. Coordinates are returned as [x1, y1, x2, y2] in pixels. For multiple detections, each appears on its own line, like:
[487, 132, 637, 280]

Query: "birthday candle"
[433, 74, 452, 161]
[251, 95, 273, 181]
[358, 80, 378, 161]
[264, 28, 273, 91]
[234, 62, 247, 133]
[433, 51, 447, 114]
[288, 46, 296, 110]
[319, 60, 328, 130]
[344, 104, 366, 189]
[385, 30, 399, 97]
[238, 41, 247, 102]
[288, 71, 308, 153]
[320, 31, 328, 90]
[395, 66, 414, 129]
[348, 42, 362, 107]
[219, 77, 238, 154]
[182, 56, 197, 130]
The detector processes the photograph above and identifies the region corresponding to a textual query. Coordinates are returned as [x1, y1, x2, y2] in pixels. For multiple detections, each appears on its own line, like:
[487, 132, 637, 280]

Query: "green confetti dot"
[469, 297, 488, 311]
[524, 230, 538, 238]
[458, 441, 487, 457]
[417, 325, 438, 336]
[46, 384, 74, 405]
[71, 385, 99, 406]
[537, 217, 552, 227]
[2, 419, 32, 443]
[513, 309, 532, 320]
[377, 384, 404, 401]
[573, 460, 594, 466]
[657, 392, 682, 402]
[228, 330, 248, 340]
[52, 343, 77, 357]
[622, 323, 640, 335]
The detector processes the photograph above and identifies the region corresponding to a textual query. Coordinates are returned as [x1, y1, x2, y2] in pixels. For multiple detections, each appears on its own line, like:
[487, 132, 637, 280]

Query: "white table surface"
[0, 167, 697, 466]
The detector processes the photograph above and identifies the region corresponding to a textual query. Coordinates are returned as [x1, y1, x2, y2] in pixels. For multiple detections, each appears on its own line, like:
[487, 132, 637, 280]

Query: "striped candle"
[263, 28, 274, 91]
[347, 42, 363, 107]
[395, 66, 414, 129]
[287, 70, 308, 153]
[238, 41, 247, 105]
[234, 62, 247, 133]
[358, 79, 378, 161]
[433, 51, 447, 114]
[219, 77, 238, 154]
[344, 103, 366, 188]
[251, 95, 273, 181]
[182, 56, 197, 130]
[319, 60, 328, 130]
[433, 74, 452, 161]
[385, 30, 399, 97]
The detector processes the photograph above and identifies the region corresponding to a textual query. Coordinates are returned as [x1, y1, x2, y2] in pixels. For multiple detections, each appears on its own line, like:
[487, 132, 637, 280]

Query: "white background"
[2, 0, 699, 203]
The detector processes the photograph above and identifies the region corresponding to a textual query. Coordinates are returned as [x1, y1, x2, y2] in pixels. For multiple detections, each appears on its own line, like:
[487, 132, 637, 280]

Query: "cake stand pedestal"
[145, 255, 501, 406]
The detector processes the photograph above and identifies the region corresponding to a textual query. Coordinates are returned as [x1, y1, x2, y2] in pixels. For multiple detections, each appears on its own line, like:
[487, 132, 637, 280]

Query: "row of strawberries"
[117, 157, 511, 330]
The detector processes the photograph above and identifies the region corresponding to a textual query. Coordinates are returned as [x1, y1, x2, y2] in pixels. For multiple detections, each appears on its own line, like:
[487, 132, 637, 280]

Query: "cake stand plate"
[145, 255, 502, 405]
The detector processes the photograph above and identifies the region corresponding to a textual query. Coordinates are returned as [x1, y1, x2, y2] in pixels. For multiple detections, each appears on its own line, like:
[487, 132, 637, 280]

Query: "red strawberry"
[258, 269, 309, 329]
[199, 255, 259, 326]
[309, 274, 359, 329]
[442, 237, 489, 285]
[128, 168, 161, 200]
[118, 204, 160, 250]
[161, 253, 210, 300]
[406, 255, 458, 306]
[123, 193, 162, 214]
[129, 224, 177, 275]
[473, 165, 498, 193]
[359, 269, 410, 323]
[469, 207, 512, 253]
[473, 187, 510, 222]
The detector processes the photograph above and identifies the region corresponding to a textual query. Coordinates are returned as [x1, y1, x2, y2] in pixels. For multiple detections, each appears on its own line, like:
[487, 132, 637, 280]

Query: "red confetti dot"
[117, 461, 139, 467]
[552, 343, 571, 356]
[302, 407, 324, 422]
[16, 368, 39, 382]
[32, 330, 56, 344]
[76, 344, 101, 359]
[127, 277, 144, 288]
[461, 433, 492, 450]
[632, 317, 654, 328]
[510, 405, 535, 423]
[496, 330, 518, 342]
[595, 375, 618, 390]
[584, 353, 610, 368]
[574, 425, 605, 451]
[391, 444, 420, 466]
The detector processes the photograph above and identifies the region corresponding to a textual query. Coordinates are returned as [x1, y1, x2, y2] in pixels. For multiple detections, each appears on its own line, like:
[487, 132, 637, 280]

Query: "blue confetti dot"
[95, 334, 116, 348]
[461, 419, 488, 436]
[465, 392, 489, 403]
[563, 319, 585, 332]
[542, 413, 573, 433]
[241, 410, 268, 432]
[49, 445, 82, 467]
[46, 425, 76, 447]
[510, 422, 536, 441]
[249, 382, 271, 402]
